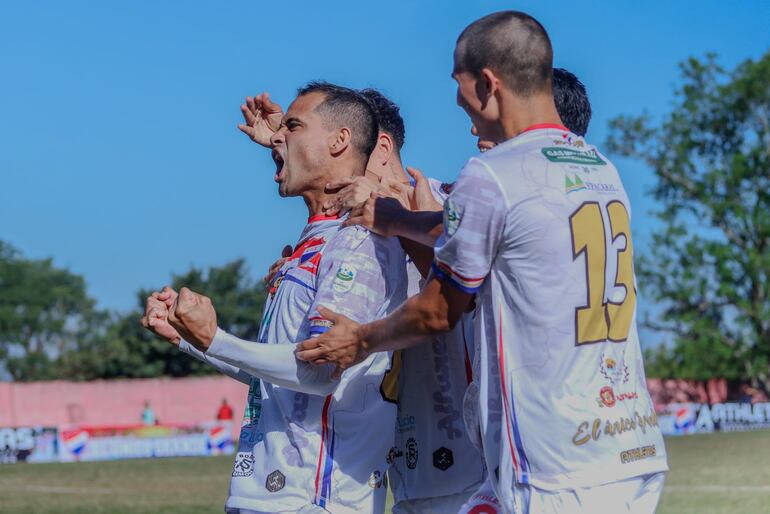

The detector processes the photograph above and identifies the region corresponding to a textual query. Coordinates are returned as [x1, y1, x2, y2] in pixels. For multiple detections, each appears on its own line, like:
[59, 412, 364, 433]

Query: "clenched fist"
[167, 287, 218, 352]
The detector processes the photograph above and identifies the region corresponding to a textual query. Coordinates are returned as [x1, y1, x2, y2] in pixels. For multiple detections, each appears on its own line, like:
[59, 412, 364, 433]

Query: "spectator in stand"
[141, 400, 156, 425]
[216, 398, 234, 421]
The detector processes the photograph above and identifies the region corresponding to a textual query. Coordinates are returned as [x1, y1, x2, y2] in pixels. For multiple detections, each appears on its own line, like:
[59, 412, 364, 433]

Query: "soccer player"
[297, 11, 668, 514]
[248, 88, 487, 514]
[143, 82, 407, 514]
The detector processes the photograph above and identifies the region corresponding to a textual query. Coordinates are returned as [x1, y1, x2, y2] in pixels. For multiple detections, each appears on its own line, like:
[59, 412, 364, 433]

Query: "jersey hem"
[517, 458, 669, 491]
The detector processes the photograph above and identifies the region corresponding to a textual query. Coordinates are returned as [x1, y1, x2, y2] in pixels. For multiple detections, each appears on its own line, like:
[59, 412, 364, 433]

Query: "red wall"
[0, 376, 248, 437]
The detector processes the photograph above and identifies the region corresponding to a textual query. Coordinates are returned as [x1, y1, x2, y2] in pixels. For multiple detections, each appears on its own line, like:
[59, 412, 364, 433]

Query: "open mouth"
[477, 139, 495, 153]
[272, 149, 285, 182]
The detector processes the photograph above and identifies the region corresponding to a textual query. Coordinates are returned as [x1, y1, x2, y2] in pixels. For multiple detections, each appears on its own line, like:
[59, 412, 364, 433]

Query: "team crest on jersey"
[265, 469, 286, 492]
[600, 353, 630, 385]
[432, 447, 454, 471]
[405, 437, 418, 469]
[597, 386, 639, 408]
[444, 199, 461, 237]
[332, 264, 356, 293]
[232, 452, 255, 477]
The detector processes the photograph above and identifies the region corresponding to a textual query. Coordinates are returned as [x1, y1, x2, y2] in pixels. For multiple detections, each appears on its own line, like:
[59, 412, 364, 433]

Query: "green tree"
[81, 259, 267, 379]
[0, 241, 98, 380]
[606, 51, 770, 392]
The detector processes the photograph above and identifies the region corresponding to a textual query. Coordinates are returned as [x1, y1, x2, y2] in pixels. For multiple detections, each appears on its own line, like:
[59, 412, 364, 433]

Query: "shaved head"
[455, 11, 553, 97]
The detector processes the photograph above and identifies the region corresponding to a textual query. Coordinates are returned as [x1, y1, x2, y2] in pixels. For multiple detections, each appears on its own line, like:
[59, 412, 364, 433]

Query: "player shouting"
[143, 82, 407, 514]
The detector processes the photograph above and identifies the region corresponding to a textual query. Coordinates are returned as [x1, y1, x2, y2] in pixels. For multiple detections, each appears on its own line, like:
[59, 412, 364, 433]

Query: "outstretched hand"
[294, 306, 369, 379]
[237, 92, 283, 147]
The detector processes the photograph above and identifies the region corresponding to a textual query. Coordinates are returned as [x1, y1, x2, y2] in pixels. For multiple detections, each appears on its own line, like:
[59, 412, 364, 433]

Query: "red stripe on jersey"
[461, 318, 473, 384]
[498, 305, 520, 475]
[520, 123, 569, 134]
[313, 395, 333, 502]
[308, 214, 340, 223]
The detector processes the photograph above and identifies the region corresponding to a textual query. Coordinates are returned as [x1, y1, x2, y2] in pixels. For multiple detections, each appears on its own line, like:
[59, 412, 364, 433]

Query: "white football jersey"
[388, 178, 485, 504]
[229, 215, 407, 514]
[433, 125, 668, 507]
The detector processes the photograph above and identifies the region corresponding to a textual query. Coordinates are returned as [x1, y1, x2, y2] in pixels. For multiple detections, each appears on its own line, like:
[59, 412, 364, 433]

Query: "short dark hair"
[359, 88, 406, 151]
[455, 11, 552, 96]
[296, 81, 378, 162]
[553, 68, 592, 137]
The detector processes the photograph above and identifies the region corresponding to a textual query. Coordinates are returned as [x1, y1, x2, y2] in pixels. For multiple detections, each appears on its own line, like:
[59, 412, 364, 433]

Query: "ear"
[476, 68, 501, 109]
[374, 132, 394, 166]
[329, 127, 353, 157]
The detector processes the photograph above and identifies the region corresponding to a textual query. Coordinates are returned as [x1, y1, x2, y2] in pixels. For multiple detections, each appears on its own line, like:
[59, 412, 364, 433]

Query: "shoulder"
[325, 226, 404, 264]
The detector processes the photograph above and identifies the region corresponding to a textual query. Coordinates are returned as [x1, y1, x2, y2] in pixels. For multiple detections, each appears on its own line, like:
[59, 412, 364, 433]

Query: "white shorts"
[392, 492, 473, 514]
[461, 473, 665, 514]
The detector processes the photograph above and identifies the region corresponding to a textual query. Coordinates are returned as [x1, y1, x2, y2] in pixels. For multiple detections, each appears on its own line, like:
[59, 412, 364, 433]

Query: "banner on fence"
[658, 402, 770, 435]
[0, 426, 59, 464]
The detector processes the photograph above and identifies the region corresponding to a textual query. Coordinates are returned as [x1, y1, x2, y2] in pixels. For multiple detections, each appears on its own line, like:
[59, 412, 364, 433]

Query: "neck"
[302, 161, 365, 217]
[498, 91, 564, 141]
[366, 156, 410, 184]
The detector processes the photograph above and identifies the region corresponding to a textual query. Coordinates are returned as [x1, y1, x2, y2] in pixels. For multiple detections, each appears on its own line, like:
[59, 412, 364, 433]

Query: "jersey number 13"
[569, 201, 636, 345]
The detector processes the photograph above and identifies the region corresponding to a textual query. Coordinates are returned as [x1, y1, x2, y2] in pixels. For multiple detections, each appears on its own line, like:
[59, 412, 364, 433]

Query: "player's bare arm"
[295, 276, 473, 375]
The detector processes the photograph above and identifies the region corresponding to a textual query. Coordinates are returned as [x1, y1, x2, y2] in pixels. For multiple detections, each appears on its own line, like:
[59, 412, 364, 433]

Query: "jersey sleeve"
[307, 226, 394, 334]
[205, 329, 337, 396]
[178, 339, 251, 385]
[432, 157, 508, 293]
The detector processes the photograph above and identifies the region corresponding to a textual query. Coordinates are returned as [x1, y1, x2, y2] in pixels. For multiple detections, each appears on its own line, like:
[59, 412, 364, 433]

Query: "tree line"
[0, 240, 265, 381]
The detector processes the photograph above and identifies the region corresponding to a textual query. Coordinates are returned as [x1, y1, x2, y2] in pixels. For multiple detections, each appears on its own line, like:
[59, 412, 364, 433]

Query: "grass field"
[1, 431, 769, 513]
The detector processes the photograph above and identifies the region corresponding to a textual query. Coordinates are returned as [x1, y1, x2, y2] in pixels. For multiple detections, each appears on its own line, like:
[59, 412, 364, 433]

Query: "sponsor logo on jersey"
[232, 452, 255, 477]
[332, 264, 356, 293]
[432, 446, 454, 471]
[565, 174, 586, 194]
[368, 470, 384, 489]
[572, 410, 659, 447]
[397, 415, 415, 433]
[597, 386, 639, 408]
[620, 445, 657, 464]
[552, 133, 586, 148]
[565, 173, 619, 195]
[405, 437, 418, 470]
[600, 353, 630, 385]
[432, 340, 463, 440]
[386, 446, 403, 464]
[542, 147, 607, 165]
[444, 199, 461, 237]
[265, 469, 286, 492]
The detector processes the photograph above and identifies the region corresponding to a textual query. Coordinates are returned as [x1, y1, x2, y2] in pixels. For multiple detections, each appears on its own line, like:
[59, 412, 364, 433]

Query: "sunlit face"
[453, 46, 497, 144]
[471, 124, 496, 153]
[269, 92, 334, 198]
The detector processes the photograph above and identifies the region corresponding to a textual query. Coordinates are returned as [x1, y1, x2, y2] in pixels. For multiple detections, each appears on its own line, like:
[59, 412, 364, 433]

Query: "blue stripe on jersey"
[283, 274, 317, 292]
[300, 250, 319, 263]
[431, 262, 483, 294]
[309, 325, 330, 336]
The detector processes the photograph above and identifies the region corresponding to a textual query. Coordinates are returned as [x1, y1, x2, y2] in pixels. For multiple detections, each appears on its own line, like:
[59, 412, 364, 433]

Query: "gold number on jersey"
[569, 201, 636, 345]
[379, 350, 402, 404]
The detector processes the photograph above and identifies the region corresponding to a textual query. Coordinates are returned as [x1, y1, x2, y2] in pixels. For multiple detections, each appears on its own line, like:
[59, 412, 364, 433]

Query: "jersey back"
[433, 126, 668, 502]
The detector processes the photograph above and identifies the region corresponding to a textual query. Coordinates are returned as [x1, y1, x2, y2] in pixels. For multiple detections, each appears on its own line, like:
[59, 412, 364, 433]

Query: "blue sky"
[1, 1, 768, 340]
